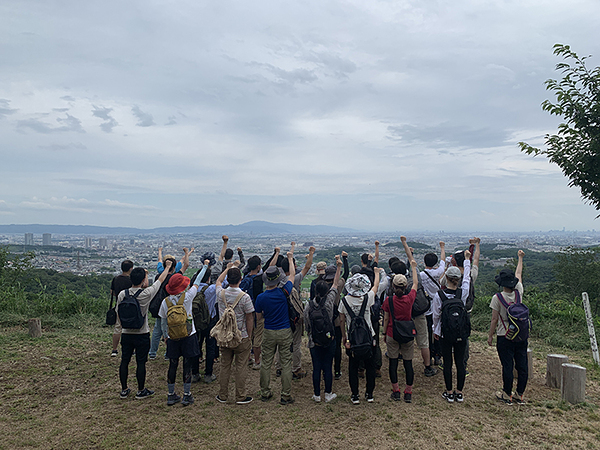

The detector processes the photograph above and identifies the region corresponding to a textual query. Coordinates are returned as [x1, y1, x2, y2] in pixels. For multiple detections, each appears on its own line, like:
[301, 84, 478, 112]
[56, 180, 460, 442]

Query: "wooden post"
[28, 318, 42, 338]
[546, 354, 569, 388]
[561, 363, 586, 404]
[514, 348, 534, 380]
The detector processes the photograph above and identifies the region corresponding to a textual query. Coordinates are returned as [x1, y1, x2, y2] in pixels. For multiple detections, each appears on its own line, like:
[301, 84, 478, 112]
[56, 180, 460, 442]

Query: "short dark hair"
[121, 260, 134, 272]
[454, 251, 465, 267]
[391, 260, 406, 275]
[361, 253, 369, 265]
[248, 255, 261, 271]
[276, 254, 284, 267]
[227, 267, 242, 285]
[388, 257, 399, 270]
[224, 248, 234, 260]
[130, 267, 147, 286]
[424, 253, 438, 267]
[281, 258, 294, 274]
[315, 280, 329, 303]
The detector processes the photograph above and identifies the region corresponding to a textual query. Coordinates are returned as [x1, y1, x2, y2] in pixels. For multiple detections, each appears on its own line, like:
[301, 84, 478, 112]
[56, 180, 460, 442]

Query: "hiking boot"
[390, 391, 401, 401]
[260, 393, 272, 402]
[292, 369, 306, 380]
[404, 392, 412, 403]
[181, 393, 194, 406]
[215, 395, 227, 403]
[167, 393, 181, 406]
[496, 391, 513, 405]
[252, 362, 261, 370]
[375, 369, 382, 378]
[365, 392, 374, 403]
[191, 374, 202, 383]
[351, 394, 360, 405]
[442, 391, 454, 403]
[135, 388, 155, 400]
[454, 391, 464, 403]
[324, 392, 337, 403]
[280, 396, 295, 405]
[513, 393, 526, 405]
[312, 394, 321, 402]
[334, 372, 342, 380]
[236, 396, 253, 405]
[276, 369, 282, 377]
[120, 388, 131, 399]
[111, 349, 118, 357]
[424, 366, 438, 377]
[204, 374, 217, 384]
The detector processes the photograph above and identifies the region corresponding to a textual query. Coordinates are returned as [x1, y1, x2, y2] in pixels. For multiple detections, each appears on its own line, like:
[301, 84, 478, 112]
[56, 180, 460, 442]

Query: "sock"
[392, 383, 400, 392]
[183, 382, 191, 395]
[404, 385, 413, 394]
[168, 383, 175, 395]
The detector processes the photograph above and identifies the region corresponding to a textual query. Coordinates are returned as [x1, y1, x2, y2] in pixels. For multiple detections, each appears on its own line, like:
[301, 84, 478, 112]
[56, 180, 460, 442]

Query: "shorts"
[385, 334, 414, 360]
[113, 323, 122, 335]
[253, 314, 264, 347]
[166, 333, 201, 359]
[413, 314, 429, 349]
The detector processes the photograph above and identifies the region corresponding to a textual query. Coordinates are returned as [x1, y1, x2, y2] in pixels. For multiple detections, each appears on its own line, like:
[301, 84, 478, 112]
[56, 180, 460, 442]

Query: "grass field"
[1, 320, 600, 450]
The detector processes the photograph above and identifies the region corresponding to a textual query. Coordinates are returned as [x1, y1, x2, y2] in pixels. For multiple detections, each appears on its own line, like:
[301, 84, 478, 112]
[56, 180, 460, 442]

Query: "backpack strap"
[222, 290, 245, 310]
[388, 294, 395, 321]
[496, 292, 510, 309]
[514, 290, 522, 304]
[177, 293, 185, 306]
[341, 297, 356, 320]
[424, 270, 441, 288]
[358, 293, 369, 318]
[437, 289, 448, 302]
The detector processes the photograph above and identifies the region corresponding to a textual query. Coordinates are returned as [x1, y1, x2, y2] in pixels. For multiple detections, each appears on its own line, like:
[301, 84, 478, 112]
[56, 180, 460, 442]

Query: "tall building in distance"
[43, 233, 51, 246]
[24, 233, 34, 246]
[99, 238, 108, 249]
[84, 237, 93, 248]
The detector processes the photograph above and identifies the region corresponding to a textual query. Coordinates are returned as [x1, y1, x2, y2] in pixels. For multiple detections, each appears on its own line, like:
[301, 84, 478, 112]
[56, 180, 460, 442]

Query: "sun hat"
[392, 274, 408, 288]
[345, 273, 371, 297]
[445, 266, 462, 280]
[495, 269, 519, 289]
[324, 265, 337, 281]
[166, 273, 190, 295]
[262, 266, 286, 288]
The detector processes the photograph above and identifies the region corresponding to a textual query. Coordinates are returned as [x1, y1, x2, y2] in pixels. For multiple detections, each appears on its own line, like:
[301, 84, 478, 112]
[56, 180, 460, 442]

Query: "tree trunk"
[561, 363, 586, 404]
[546, 353, 568, 388]
[28, 318, 42, 338]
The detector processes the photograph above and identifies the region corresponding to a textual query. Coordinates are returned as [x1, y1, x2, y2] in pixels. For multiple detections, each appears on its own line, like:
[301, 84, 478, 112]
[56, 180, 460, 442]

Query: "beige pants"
[219, 337, 252, 402]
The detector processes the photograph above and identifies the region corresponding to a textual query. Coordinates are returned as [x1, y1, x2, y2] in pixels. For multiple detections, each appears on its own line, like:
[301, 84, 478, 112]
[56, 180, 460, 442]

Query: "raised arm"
[216, 262, 232, 286]
[218, 235, 228, 262]
[301, 246, 316, 277]
[371, 267, 381, 294]
[333, 255, 343, 289]
[470, 237, 480, 268]
[237, 247, 245, 267]
[341, 251, 349, 281]
[439, 241, 446, 264]
[374, 241, 380, 264]
[192, 260, 210, 287]
[269, 248, 280, 267]
[157, 259, 172, 285]
[516, 250, 524, 282]
[181, 247, 193, 273]
[410, 259, 418, 291]
[158, 247, 163, 263]
[400, 235, 412, 261]
[287, 252, 295, 284]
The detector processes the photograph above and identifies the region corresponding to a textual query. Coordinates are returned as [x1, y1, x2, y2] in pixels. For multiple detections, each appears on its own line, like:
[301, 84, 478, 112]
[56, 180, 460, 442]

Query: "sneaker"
[164, 354, 169, 361]
[204, 374, 217, 384]
[312, 395, 321, 402]
[276, 369, 282, 377]
[433, 356, 442, 366]
[252, 362, 261, 370]
[365, 393, 374, 403]
[167, 393, 181, 406]
[442, 391, 454, 403]
[135, 388, 155, 400]
[390, 391, 401, 401]
[513, 393, 526, 405]
[236, 396, 253, 405]
[454, 391, 463, 403]
[280, 396, 295, 405]
[324, 392, 337, 403]
[181, 393, 194, 406]
[148, 354, 157, 360]
[292, 369, 306, 380]
[111, 350, 118, 357]
[191, 374, 202, 383]
[404, 392, 412, 403]
[351, 394, 360, 405]
[496, 391, 512, 405]
[120, 388, 131, 399]
[215, 395, 227, 403]
[375, 369, 382, 378]
[260, 392, 272, 402]
[465, 370, 470, 377]
[334, 372, 342, 380]
[424, 366, 438, 377]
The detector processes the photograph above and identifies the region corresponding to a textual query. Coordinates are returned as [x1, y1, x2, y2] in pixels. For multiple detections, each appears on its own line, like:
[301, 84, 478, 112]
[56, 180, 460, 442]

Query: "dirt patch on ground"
[1, 327, 599, 450]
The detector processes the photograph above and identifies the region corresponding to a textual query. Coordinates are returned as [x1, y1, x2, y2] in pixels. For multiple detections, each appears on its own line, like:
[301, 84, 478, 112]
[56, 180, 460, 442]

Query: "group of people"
[111, 235, 530, 407]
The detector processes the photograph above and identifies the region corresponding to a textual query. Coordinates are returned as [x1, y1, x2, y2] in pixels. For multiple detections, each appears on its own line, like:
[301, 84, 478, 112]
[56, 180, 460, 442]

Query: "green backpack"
[192, 285, 211, 332]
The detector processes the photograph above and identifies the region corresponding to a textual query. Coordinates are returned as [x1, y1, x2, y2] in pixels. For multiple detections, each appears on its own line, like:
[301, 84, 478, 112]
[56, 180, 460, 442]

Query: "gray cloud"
[386, 123, 511, 149]
[92, 105, 119, 132]
[39, 143, 87, 151]
[131, 105, 155, 127]
[0, 99, 17, 119]
[17, 114, 84, 134]
[165, 115, 177, 126]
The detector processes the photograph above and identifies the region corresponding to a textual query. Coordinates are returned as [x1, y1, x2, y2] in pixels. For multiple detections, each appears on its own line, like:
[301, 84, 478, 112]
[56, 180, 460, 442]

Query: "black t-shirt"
[111, 274, 132, 297]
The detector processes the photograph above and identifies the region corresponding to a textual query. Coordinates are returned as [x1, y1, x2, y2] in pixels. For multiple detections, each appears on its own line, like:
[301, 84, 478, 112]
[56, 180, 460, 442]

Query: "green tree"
[519, 44, 600, 214]
[553, 246, 600, 314]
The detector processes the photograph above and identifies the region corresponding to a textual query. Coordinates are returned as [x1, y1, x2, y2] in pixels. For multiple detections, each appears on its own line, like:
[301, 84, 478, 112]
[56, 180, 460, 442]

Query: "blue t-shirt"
[255, 280, 292, 330]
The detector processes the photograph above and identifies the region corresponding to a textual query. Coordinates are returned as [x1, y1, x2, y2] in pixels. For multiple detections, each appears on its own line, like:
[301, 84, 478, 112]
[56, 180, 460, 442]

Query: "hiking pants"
[194, 317, 218, 376]
[260, 328, 293, 400]
[371, 316, 382, 370]
[497, 336, 528, 396]
[426, 314, 441, 359]
[276, 319, 304, 372]
[219, 337, 252, 402]
[120, 333, 150, 391]
[348, 351, 376, 396]
[334, 325, 342, 375]
[440, 338, 467, 392]
[309, 340, 335, 396]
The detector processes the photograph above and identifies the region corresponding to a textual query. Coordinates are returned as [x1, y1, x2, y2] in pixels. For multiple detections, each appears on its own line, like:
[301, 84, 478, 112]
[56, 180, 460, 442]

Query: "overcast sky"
[1, 0, 599, 232]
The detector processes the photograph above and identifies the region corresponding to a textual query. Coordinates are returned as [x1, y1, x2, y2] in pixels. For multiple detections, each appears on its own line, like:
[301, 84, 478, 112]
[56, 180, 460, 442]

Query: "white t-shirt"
[490, 282, 524, 336]
[338, 290, 375, 337]
[158, 285, 198, 338]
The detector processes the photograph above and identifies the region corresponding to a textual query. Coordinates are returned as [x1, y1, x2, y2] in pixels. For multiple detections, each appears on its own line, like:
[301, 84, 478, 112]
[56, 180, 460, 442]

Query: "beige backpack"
[210, 291, 245, 348]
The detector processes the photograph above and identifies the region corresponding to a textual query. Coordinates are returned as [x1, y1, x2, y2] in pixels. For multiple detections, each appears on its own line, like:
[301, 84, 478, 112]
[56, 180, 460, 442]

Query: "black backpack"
[148, 273, 173, 319]
[192, 285, 211, 332]
[439, 289, 471, 343]
[118, 289, 144, 329]
[387, 294, 416, 344]
[464, 274, 476, 312]
[342, 295, 374, 358]
[309, 299, 335, 347]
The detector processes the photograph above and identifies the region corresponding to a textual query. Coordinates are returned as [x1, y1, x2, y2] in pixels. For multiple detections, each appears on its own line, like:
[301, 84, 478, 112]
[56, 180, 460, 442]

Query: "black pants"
[440, 337, 467, 391]
[497, 336, 528, 396]
[334, 326, 342, 375]
[193, 317, 218, 376]
[426, 314, 441, 359]
[348, 350, 376, 396]
[119, 333, 150, 391]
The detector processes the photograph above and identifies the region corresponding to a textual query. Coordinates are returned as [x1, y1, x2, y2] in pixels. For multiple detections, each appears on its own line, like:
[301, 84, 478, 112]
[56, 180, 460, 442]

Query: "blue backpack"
[496, 290, 531, 342]
[118, 289, 144, 329]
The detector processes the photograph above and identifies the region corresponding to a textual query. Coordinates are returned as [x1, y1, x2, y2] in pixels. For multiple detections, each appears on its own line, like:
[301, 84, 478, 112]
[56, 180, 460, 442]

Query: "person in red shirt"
[382, 258, 418, 403]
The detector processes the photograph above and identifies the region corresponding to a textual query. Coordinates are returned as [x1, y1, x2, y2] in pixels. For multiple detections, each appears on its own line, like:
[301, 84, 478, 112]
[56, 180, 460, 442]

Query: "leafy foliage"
[519, 44, 600, 214]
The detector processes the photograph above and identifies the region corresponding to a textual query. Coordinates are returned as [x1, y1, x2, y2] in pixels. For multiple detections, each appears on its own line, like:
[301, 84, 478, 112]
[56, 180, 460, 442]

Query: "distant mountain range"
[0, 221, 357, 235]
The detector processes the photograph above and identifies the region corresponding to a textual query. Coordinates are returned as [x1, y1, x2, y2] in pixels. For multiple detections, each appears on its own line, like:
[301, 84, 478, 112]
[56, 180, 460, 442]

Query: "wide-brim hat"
[345, 273, 371, 297]
[166, 273, 190, 295]
[495, 269, 519, 289]
[263, 266, 286, 288]
[324, 265, 336, 281]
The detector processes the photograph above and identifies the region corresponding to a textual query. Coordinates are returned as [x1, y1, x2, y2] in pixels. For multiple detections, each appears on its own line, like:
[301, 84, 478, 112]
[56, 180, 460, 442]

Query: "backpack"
[192, 285, 211, 332]
[210, 291, 245, 348]
[309, 299, 335, 347]
[464, 274, 476, 313]
[106, 293, 117, 326]
[342, 295, 374, 358]
[439, 289, 471, 343]
[149, 273, 173, 319]
[387, 295, 416, 344]
[411, 281, 431, 318]
[166, 294, 189, 340]
[496, 290, 531, 342]
[118, 289, 144, 329]
[282, 286, 302, 332]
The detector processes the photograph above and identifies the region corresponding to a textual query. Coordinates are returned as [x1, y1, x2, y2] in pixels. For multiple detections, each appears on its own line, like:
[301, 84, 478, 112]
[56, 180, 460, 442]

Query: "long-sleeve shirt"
[431, 260, 471, 338]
